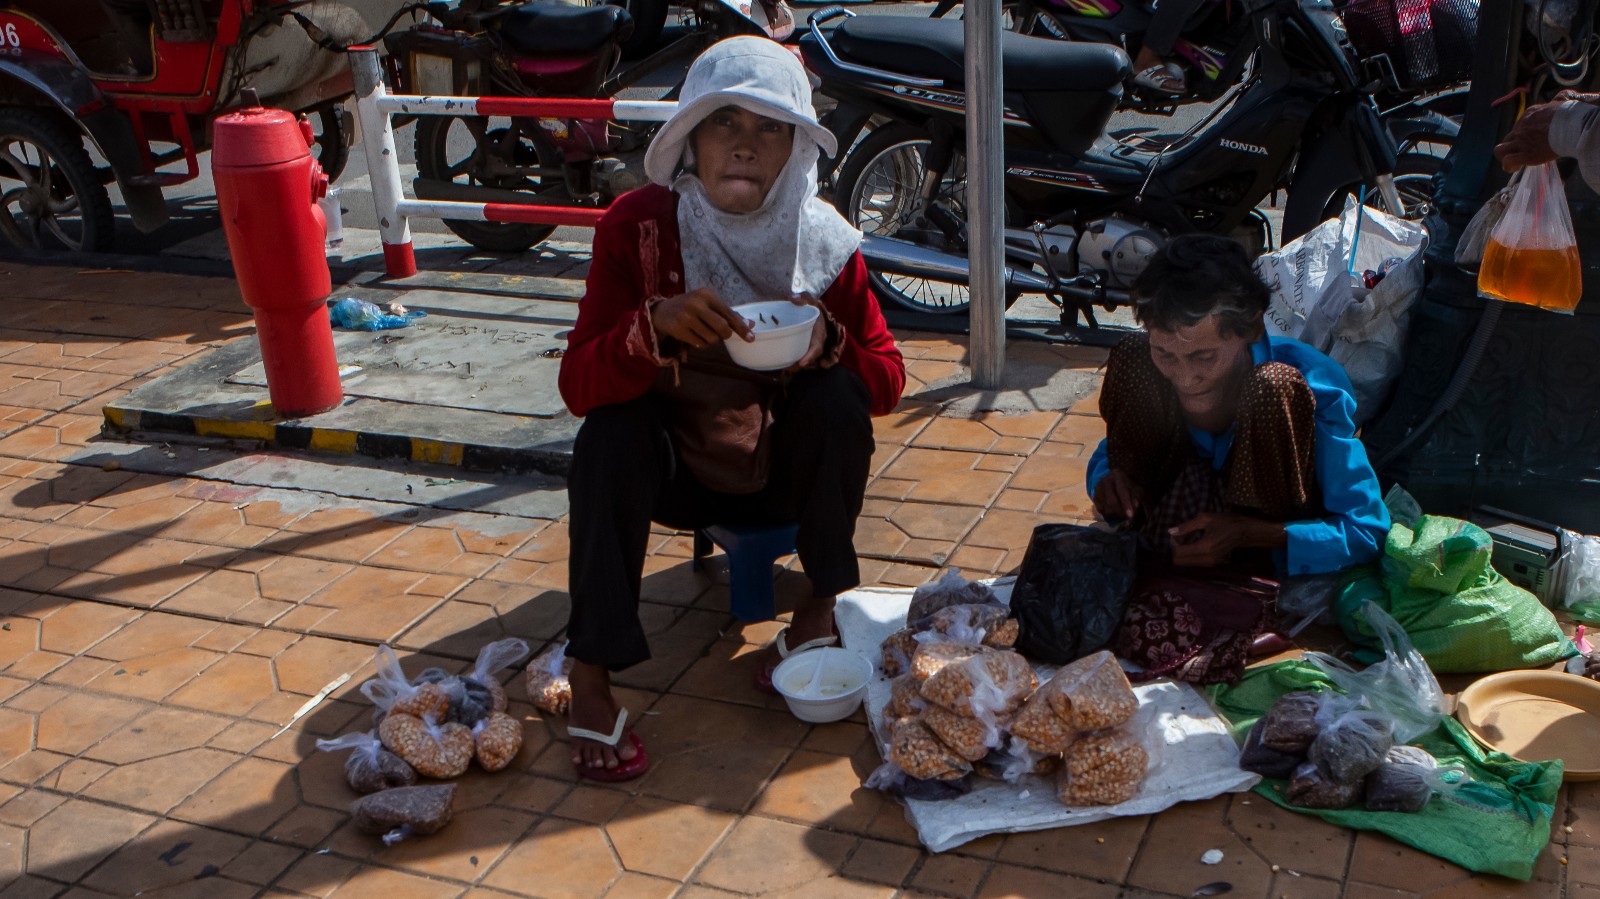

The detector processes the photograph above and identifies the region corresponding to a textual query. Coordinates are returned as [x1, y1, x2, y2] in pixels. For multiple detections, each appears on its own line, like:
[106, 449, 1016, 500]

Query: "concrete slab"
[228, 314, 571, 418]
[102, 305, 584, 478]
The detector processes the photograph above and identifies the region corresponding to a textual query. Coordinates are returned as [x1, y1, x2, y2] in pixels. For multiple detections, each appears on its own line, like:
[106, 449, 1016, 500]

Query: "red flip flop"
[569, 707, 650, 783]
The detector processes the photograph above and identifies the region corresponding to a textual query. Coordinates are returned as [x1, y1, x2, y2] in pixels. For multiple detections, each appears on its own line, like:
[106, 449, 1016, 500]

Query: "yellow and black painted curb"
[102, 406, 568, 475]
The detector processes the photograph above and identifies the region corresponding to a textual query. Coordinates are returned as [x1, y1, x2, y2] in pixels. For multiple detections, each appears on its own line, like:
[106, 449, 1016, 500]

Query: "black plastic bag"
[1010, 524, 1138, 665]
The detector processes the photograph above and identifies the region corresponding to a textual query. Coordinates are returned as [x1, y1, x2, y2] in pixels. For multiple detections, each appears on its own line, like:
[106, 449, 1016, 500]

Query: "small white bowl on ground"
[773, 647, 872, 723]
[725, 301, 820, 371]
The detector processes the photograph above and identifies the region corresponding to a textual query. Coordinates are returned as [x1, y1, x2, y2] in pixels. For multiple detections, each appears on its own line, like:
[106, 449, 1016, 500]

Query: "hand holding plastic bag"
[1477, 162, 1583, 313]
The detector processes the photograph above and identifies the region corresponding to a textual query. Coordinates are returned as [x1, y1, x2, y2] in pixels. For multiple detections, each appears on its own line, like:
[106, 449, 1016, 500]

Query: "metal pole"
[349, 46, 417, 279]
[965, 0, 1005, 389]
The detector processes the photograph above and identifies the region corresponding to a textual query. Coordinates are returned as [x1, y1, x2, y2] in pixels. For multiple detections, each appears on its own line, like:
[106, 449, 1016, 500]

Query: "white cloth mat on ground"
[833, 582, 1262, 853]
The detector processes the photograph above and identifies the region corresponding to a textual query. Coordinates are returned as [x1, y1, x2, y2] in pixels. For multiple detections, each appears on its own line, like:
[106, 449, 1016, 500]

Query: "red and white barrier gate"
[349, 46, 678, 278]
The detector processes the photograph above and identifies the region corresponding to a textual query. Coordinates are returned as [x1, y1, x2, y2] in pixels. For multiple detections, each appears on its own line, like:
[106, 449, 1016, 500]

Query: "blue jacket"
[1085, 335, 1390, 575]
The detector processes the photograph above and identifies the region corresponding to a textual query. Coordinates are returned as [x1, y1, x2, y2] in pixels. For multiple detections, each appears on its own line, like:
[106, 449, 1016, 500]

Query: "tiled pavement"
[0, 258, 1592, 899]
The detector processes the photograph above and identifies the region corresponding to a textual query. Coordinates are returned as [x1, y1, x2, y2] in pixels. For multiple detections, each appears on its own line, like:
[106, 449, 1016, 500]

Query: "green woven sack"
[1336, 516, 1576, 673]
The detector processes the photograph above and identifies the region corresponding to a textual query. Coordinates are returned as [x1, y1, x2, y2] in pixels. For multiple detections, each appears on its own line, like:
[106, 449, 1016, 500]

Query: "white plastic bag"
[1556, 529, 1600, 611]
[1256, 198, 1428, 422]
[1305, 601, 1447, 744]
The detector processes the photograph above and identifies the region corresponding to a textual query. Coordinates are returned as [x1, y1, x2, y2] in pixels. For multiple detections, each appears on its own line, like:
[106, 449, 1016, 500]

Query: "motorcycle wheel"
[414, 115, 566, 254]
[309, 104, 351, 183]
[834, 124, 1020, 316]
[0, 109, 114, 253]
[1324, 152, 1442, 223]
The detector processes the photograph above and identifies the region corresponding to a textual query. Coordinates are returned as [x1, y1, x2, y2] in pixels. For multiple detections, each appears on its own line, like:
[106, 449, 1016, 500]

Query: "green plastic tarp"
[1207, 660, 1562, 881]
[1336, 516, 1576, 673]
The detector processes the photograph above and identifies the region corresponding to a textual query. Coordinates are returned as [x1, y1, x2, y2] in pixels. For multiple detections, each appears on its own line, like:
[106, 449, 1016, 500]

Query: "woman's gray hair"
[1129, 234, 1270, 338]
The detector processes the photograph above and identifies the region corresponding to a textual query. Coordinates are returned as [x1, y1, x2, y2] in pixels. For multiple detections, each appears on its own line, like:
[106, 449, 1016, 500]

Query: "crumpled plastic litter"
[331, 297, 428, 331]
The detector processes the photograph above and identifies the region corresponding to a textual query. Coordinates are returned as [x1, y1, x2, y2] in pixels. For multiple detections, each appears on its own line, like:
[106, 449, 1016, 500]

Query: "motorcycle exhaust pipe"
[859, 234, 1057, 294]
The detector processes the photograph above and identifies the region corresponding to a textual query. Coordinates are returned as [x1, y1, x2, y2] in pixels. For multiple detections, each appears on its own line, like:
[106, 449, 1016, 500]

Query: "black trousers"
[566, 366, 875, 670]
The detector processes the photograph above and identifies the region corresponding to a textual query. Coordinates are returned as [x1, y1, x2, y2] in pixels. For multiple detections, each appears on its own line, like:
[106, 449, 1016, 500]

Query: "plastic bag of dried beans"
[315, 730, 417, 794]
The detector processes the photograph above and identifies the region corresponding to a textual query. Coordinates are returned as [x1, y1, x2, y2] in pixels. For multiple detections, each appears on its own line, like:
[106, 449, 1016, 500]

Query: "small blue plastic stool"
[693, 522, 799, 622]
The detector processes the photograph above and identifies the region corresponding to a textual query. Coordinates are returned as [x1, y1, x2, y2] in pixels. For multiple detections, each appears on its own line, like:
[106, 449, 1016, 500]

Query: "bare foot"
[1133, 46, 1162, 72]
[567, 662, 639, 772]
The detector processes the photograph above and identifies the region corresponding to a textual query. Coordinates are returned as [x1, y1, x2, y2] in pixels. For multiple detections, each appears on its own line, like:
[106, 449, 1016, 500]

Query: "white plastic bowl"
[724, 301, 820, 371]
[772, 647, 872, 723]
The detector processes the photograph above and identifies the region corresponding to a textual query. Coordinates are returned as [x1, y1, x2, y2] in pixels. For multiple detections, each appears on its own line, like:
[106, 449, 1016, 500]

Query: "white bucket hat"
[644, 36, 836, 185]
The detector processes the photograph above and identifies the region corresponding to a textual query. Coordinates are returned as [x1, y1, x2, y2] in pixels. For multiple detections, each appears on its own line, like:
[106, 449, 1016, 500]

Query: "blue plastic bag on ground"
[331, 297, 427, 331]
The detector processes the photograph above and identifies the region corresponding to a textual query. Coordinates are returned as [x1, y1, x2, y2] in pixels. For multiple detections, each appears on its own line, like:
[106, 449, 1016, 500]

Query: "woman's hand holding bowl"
[785, 293, 828, 372]
[651, 289, 755, 350]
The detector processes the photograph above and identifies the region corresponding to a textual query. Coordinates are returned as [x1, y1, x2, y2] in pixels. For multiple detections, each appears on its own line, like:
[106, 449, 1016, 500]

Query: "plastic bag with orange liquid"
[1477, 162, 1583, 313]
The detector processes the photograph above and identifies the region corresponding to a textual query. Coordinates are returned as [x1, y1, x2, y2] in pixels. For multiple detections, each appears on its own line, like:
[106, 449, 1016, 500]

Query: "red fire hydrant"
[212, 95, 343, 418]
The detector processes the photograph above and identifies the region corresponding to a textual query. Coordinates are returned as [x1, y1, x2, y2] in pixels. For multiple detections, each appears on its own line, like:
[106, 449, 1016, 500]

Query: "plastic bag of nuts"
[923, 703, 1008, 762]
[910, 639, 990, 682]
[930, 604, 1019, 649]
[315, 731, 417, 794]
[469, 638, 529, 713]
[1039, 650, 1138, 732]
[886, 674, 927, 720]
[360, 645, 452, 721]
[379, 710, 475, 779]
[411, 668, 496, 726]
[1058, 728, 1149, 806]
[1009, 688, 1079, 754]
[920, 650, 1035, 718]
[472, 710, 523, 771]
[881, 629, 920, 677]
[887, 717, 972, 781]
[525, 641, 574, 716]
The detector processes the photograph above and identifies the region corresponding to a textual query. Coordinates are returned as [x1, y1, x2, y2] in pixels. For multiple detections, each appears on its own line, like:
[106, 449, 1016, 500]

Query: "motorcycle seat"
[497, 1, 634, 56]
[831, 17, 1129, 92]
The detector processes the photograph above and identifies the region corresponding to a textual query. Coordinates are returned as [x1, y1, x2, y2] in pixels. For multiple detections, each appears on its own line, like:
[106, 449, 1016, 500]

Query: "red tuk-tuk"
[0, 0, 362, 252]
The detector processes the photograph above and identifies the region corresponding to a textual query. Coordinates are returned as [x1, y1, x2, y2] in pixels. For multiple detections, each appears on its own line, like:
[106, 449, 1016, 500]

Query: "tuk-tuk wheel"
[0, 110, 114, 253]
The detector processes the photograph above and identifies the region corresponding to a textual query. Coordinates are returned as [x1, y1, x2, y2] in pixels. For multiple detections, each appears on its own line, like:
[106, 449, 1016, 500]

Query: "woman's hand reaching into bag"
[651, 289, 755, 350]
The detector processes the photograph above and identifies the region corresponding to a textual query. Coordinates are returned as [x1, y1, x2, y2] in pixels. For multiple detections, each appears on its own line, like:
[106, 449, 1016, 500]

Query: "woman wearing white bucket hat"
[556, 37, 905, 781]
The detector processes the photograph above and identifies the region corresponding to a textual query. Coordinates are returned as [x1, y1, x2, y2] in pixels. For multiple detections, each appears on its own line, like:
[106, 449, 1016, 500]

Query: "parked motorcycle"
[928, 0, 1475, 119]
[801, 0, 1429, 319]
[385, 0, 781, 252]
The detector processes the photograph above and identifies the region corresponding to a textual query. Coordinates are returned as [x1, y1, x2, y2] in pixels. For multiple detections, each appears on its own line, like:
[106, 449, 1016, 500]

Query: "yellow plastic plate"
[1455, 670, 1600, 781]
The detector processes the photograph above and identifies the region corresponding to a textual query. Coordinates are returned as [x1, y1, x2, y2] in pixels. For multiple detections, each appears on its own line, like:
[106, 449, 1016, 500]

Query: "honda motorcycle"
[384, 0, 782, 252]
[801, 0, 1432, 320]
